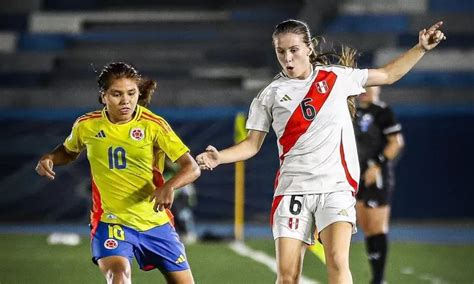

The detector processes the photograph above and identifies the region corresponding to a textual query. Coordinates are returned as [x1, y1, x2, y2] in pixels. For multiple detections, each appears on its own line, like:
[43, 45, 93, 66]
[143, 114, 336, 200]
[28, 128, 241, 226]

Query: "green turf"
[0, 234, 473, 283]
[247, 239, 474, 283]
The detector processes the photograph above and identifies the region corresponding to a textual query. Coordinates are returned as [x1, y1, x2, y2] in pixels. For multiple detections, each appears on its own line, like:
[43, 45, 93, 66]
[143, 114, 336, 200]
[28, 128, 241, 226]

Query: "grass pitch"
[0, 234, 473, 283]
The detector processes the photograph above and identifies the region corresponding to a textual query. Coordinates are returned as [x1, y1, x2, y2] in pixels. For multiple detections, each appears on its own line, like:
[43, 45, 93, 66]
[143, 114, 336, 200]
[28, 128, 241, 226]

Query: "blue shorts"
[91, 222, 190, 272]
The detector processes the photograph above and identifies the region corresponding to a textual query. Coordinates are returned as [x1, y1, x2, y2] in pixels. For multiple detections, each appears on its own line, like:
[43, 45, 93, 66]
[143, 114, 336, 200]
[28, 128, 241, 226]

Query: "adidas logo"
[368, 252, 381, 260]
[95, 130, 106, 138]
[280, 94, 292, 102]
[175, 254, 186, 264]
[367, 200, 379, 208]
[337, 209, 349, 217]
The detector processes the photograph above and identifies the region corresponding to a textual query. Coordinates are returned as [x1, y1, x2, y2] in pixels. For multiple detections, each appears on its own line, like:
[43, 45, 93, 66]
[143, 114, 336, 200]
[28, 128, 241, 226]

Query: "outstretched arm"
[366, 21, 446, 87]
[196, 130, 267, 170]
[35, 144, 80, 180]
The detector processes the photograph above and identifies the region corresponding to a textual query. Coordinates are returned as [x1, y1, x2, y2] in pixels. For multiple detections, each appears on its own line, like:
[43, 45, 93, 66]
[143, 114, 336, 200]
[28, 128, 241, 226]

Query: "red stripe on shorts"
[270, 195, 284, 226]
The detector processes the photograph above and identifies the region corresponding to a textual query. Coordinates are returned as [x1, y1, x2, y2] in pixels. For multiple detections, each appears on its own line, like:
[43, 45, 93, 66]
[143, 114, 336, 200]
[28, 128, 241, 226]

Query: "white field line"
[401, 266, 450, 284]
[229, 241, 320, 284]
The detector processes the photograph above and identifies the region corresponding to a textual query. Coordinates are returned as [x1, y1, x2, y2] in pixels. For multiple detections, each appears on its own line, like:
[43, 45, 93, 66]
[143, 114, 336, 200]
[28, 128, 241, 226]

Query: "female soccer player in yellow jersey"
[35, 62, 200, 284]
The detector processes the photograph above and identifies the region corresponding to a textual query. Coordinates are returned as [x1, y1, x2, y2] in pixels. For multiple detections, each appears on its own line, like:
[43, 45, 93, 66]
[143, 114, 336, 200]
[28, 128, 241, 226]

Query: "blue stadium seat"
[326, 15, 409, 33]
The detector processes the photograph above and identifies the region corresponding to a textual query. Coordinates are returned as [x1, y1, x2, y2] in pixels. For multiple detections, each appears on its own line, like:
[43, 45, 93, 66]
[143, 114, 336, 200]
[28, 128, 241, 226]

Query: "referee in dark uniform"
[354, 86, 404, 284]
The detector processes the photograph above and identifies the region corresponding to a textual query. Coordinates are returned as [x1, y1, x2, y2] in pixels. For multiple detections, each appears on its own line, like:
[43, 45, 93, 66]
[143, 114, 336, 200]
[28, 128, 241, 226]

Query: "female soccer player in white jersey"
[197, 19, 445, 283]
[35, 62, 200, 284]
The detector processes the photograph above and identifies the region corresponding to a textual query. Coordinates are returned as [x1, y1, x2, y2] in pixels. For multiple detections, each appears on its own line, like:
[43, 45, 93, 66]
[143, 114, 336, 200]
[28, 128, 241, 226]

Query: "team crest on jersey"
[104, 238, 118, 249]
[316, 80, 329, 94]
[359, 113, 374, 132]
[130, 127, 144, 141]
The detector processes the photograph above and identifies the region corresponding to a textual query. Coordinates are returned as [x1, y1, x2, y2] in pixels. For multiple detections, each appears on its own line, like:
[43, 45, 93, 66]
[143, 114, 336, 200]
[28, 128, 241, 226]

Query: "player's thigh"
[97, 255, 132, 276]
[315, 190, 356, 237]
[356, 203, 391, 235]
[137, 223, 191, 273]
[319, 221, 352, 265]
[163, 269, 194, 284]
[356, 201, 369, 230]
[275, 237, 306, 275]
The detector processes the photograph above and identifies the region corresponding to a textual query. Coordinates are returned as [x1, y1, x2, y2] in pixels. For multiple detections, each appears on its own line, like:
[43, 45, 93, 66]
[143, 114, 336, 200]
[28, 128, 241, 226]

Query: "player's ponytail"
[310, 40, 360, 119]
[138, 79, 157, 107]
[338, 46, 359, 120]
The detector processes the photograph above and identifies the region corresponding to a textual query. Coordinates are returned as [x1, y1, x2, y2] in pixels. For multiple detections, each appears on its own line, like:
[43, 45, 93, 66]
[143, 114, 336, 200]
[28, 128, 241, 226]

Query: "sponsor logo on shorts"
[104, 238, 118, 249]
[175, 254, 186, 264]
[367, 200, 379, 208]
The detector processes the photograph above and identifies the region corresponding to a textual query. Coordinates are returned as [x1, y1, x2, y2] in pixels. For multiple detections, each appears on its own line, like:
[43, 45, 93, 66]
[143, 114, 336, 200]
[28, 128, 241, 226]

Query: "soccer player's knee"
[278, 267, 300, 283]
[105, 264, 131, 282]
[326, 251, 349, 272]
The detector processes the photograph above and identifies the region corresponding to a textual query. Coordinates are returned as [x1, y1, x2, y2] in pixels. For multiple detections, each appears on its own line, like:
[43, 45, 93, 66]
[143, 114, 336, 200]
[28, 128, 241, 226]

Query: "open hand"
[196, 145, 220, 170]
[364, 164, 381, 187]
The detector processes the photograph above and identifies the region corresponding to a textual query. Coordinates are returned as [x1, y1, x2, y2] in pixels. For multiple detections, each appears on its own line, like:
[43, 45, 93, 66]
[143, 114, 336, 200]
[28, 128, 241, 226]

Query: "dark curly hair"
[97, 62, 157, 107]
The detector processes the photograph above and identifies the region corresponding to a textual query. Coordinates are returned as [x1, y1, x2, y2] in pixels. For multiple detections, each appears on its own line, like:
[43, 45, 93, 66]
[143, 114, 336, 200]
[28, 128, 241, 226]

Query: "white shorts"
[271, 191, 356, 245]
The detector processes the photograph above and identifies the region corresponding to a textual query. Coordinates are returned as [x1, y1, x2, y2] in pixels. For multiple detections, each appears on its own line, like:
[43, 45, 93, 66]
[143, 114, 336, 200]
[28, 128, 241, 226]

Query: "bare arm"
[35, 144, 80, 180]
[364, 133, 404, 186]
[150, 152, 201, 212]
[164, 152, 201, 190]
[383, 133, 404, 161]
[366, 21, 446, 87]
[196, 130, 267, 170]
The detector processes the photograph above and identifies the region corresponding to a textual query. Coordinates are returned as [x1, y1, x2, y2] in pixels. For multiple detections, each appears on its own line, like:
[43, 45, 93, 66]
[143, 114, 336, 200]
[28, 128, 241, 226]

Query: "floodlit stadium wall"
[1, 106, 473, 224]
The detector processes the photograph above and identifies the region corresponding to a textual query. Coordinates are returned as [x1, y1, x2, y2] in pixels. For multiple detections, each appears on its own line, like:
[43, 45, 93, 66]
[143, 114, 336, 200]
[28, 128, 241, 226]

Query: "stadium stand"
[1, 0, 473, 223]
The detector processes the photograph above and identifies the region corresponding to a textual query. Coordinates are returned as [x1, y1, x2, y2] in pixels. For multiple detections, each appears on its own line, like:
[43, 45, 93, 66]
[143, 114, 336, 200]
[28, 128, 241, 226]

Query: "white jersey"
[246, 65, 368, 196]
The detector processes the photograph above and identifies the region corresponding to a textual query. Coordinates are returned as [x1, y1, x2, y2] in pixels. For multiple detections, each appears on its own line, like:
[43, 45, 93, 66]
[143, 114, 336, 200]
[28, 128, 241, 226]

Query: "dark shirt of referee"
[353, 86, 404, 284]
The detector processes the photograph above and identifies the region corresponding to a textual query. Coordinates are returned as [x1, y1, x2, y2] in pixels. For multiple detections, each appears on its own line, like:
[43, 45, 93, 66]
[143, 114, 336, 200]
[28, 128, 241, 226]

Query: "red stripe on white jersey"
[278, 70, 337, 159]
[339, 130, 358, 193]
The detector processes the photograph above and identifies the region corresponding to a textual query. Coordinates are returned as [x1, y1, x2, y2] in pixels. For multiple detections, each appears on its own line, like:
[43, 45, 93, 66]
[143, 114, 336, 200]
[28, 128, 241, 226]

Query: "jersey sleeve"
[63, 120, 84, 153]
[378, 106, 402, 135]
[335, 67, 368, 97]
[246, 87, 273, 133]
[153, 120, 190, 162]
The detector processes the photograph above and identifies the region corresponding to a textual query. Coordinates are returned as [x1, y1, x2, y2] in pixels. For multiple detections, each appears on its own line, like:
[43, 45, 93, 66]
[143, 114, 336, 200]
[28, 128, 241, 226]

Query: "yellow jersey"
[63, 105, 189, 231]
